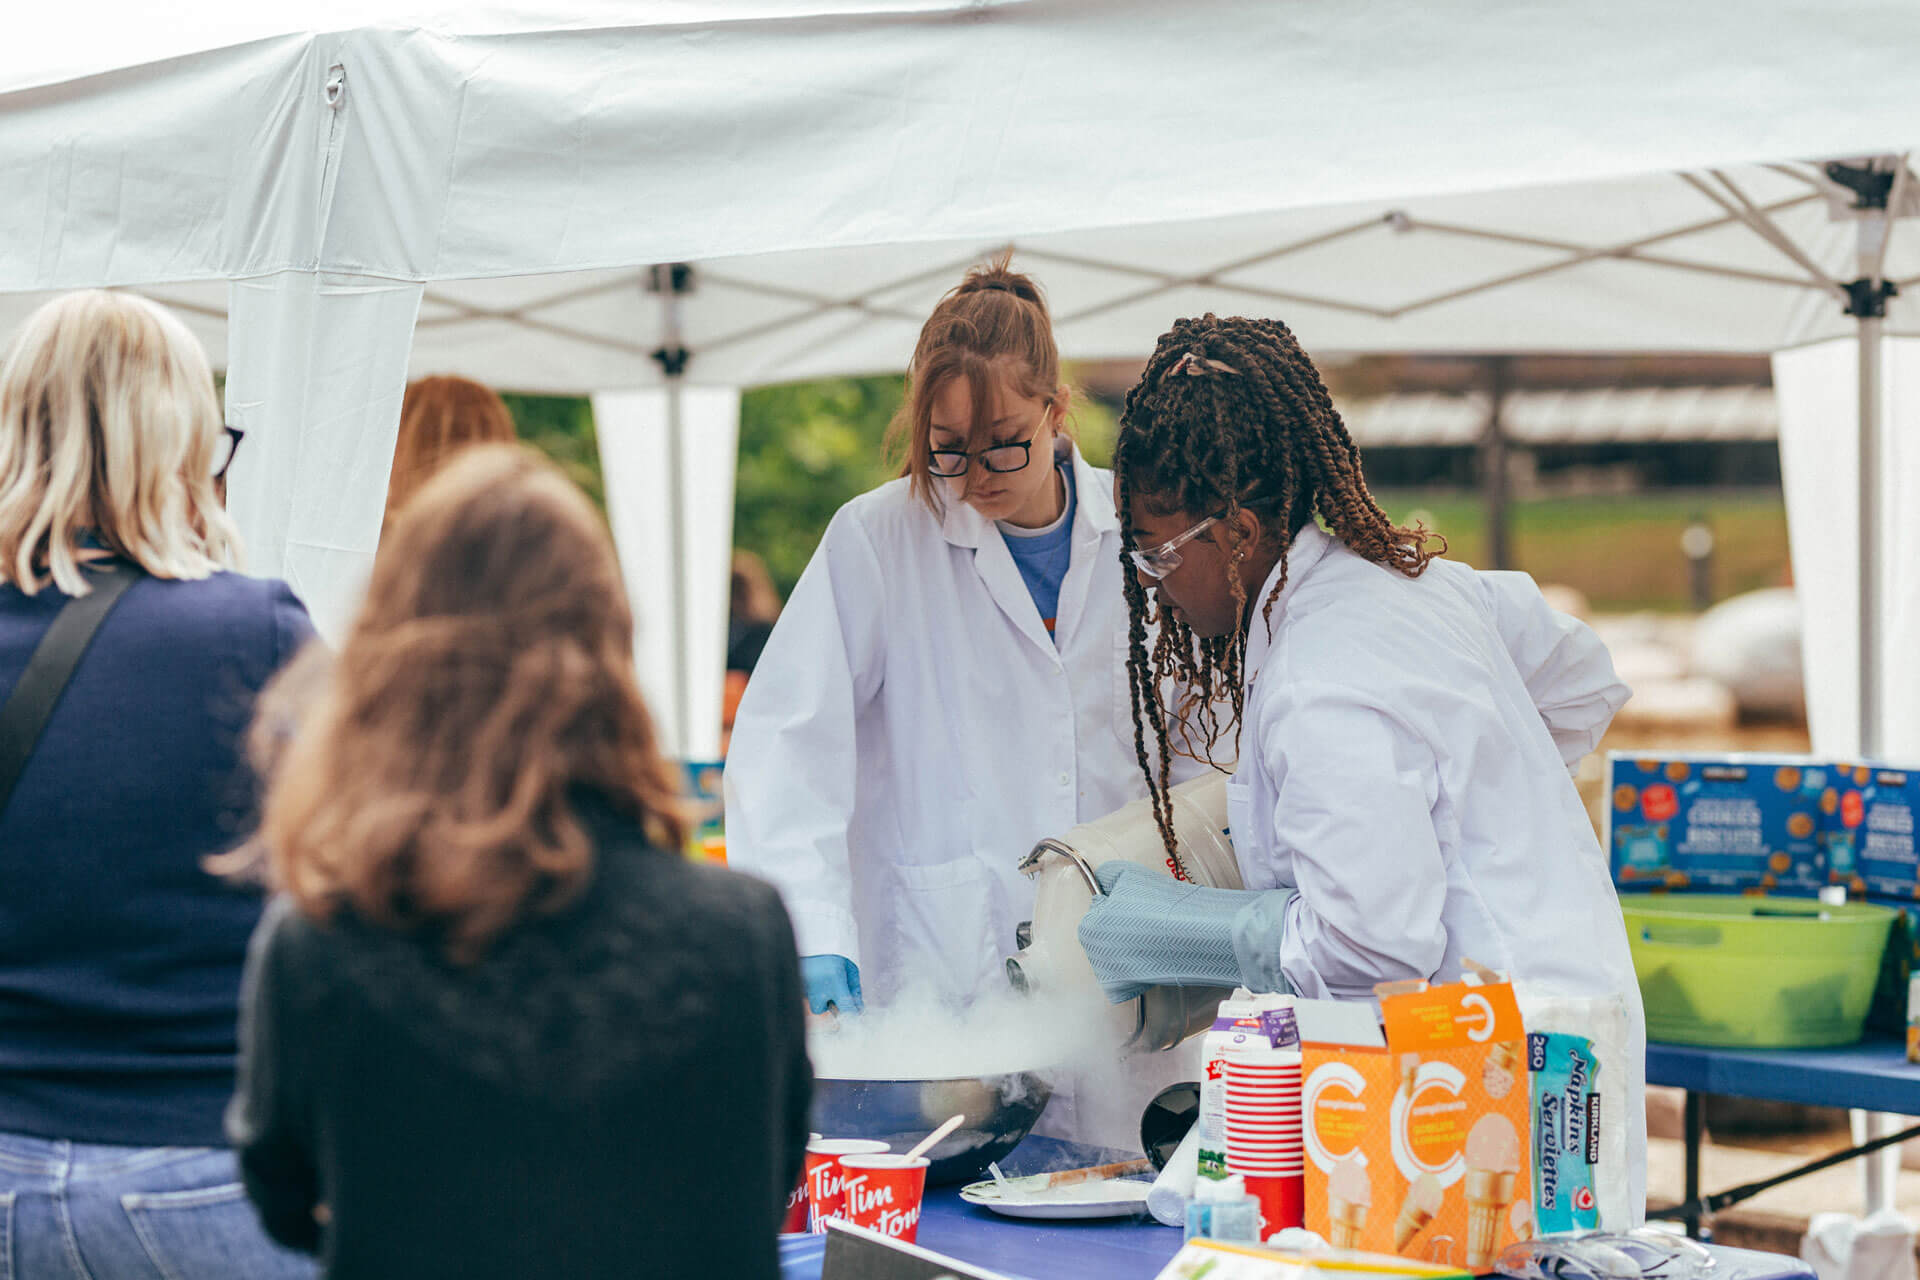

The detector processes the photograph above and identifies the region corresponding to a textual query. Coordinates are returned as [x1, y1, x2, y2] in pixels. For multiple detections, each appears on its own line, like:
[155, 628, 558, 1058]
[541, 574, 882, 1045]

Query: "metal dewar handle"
[1018, 838, 1103, 894]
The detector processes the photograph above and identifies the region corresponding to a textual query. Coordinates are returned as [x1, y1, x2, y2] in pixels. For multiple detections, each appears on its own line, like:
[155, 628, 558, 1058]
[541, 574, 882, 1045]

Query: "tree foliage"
[732, 376, 904, 597]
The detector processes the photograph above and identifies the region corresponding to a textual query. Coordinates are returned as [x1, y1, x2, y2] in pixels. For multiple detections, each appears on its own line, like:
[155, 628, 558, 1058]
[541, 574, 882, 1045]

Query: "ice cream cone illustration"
[1464, 1114, 1521, 1269]
[1328, 1156, 1372, 1250]
[1481, 1040, 1519, 1100]
[1393, 1172, 1444, 1252]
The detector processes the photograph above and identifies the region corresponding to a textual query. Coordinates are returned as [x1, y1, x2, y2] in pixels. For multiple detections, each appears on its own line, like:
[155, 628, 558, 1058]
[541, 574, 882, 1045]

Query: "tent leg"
[1857, 313, 1882, 761]
[1480, 357, 1512, 570]
[1855, 312, 1896, 1217]
[664, 372, 691, 758]
[650, 264, 696, 760]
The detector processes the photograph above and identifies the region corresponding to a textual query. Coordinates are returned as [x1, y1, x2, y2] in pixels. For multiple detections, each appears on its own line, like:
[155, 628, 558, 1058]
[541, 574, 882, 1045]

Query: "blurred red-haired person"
[384, 375, 517, 529]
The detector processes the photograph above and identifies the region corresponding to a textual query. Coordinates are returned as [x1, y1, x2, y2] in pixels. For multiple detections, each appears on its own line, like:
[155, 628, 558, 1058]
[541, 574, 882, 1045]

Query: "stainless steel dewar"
[1004, 771, 1241, 1052]
[810, 1073, 1053, 1185]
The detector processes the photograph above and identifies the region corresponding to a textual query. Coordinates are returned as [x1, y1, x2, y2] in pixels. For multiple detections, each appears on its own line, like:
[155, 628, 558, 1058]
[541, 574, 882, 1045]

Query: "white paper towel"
[1803, 1210, 1919, 1280]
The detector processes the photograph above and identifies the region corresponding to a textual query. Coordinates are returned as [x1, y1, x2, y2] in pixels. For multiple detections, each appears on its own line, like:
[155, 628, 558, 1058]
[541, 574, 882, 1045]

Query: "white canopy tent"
[4, 1, 1918, 768]
[7, 0, 1920, 1215]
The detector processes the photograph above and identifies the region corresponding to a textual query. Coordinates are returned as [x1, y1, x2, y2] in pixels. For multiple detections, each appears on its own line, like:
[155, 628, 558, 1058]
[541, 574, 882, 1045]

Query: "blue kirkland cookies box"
[1605, 753, 1827, 895]
[1605, 753, 1920, 903]
[1849, 763, 1920, 902]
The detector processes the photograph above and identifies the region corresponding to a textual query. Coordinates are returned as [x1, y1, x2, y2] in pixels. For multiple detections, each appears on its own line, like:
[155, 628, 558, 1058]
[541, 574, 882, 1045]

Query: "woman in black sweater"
[226, 446, 812, 1280]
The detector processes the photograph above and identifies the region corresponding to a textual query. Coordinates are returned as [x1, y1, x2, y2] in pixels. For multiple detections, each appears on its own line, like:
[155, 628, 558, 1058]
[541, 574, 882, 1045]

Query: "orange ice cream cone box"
[1304, 976, 1532, 1269]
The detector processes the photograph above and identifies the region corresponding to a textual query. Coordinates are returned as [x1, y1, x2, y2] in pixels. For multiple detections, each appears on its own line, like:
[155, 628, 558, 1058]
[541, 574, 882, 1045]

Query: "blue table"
[778, 1138, 1178, 1280]
[783, 1137, 1815, 1280]
[913, 1139, 1182, 1280]
[1646, 1038, 1920, 1236]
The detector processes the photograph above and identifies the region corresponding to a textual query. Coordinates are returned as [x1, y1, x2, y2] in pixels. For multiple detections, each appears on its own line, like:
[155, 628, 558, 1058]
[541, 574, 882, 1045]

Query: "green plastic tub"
[1622, 894, 1897, 1048]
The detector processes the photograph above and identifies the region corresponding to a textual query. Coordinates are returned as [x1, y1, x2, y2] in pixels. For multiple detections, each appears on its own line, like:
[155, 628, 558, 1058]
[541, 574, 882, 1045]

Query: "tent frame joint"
[1843, 277, 1899, 319]
[1825, 161, 1897, 211]
[647, 262, 696, 295]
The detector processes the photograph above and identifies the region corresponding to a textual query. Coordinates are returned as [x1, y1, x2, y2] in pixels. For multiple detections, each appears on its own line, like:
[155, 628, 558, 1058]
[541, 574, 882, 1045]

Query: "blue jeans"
[0, 1132, 316, 1280]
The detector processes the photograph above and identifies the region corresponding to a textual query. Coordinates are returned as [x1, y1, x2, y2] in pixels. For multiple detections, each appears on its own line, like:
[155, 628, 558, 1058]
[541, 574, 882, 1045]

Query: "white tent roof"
[8, 161, 1917, 391]
[358, 159, 1914, 377]
[9, 0, 1920, 297]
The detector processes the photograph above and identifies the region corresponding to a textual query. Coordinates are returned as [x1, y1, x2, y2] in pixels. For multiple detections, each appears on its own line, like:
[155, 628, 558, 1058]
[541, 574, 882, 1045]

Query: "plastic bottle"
[1186, 1173, 1261, 1243]
[1208, 1174, 1261, 1243]
[1184, 1176, 1218, 1242]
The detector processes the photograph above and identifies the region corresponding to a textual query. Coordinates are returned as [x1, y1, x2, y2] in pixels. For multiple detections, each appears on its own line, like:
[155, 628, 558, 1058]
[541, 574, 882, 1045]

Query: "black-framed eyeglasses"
[211, 425, 245, 482]
[926, 401, 1053, 479]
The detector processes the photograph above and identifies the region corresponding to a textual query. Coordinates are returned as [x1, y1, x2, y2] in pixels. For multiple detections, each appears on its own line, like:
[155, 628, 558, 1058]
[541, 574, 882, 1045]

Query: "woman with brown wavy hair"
[227, 445, 811, 1280]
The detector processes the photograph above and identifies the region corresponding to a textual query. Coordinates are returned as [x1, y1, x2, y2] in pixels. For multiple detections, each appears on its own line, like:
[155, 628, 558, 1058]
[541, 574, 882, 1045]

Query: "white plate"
[959, 1177, 1155, 1220]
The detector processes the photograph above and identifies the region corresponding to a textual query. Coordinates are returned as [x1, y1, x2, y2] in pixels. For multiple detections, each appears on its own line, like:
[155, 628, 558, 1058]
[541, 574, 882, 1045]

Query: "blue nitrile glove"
[1077, 862, 1297, 1004]
[801, 954, 864, 1015]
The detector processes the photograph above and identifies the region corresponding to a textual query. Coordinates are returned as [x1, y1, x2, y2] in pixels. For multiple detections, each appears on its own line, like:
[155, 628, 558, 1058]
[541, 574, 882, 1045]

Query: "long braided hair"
[1113, 314, 1444, 865]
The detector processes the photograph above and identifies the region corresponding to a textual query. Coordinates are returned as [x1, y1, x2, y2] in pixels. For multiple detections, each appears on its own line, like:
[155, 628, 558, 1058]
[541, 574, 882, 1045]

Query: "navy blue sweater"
[0, 566, 314, 1147]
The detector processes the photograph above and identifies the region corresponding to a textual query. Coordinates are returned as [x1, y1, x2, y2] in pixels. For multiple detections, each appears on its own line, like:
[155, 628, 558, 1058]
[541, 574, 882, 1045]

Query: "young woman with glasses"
[725, 257, 1208, 1144]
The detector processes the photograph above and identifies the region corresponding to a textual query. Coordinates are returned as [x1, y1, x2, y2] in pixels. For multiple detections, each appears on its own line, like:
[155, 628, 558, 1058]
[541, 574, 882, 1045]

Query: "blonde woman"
[0, 291, 316, 1279]
[229, 447, 810, 1280]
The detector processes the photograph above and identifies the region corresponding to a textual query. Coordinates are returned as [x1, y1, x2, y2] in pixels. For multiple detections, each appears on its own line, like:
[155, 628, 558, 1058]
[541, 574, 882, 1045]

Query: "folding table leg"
[1684, 1091, 1704, 1239]
[1853, 1110, 1903, 1216]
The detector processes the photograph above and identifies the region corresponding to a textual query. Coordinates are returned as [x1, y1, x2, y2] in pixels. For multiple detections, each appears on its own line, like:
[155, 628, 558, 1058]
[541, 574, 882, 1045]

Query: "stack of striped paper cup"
[1223, 1048, 1304, 1236]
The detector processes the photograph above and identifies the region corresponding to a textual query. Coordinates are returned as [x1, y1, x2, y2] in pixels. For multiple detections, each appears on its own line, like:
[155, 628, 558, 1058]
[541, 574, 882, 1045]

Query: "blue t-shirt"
[999, 462, 1076, 641]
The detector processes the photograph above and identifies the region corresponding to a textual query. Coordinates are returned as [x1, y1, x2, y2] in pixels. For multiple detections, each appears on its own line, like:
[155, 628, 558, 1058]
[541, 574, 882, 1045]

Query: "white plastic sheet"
[224, 271, 423, 640]
[1773, 336, 1920, 759]
[592, 385, 741, 760]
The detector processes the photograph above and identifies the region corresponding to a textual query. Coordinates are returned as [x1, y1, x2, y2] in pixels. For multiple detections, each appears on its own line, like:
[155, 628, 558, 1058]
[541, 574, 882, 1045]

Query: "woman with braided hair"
[1077, 314, 1647, 1213]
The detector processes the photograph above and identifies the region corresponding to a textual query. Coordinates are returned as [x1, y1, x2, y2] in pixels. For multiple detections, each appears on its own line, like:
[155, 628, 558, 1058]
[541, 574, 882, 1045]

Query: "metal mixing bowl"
[811, 1072, 1053, 1185]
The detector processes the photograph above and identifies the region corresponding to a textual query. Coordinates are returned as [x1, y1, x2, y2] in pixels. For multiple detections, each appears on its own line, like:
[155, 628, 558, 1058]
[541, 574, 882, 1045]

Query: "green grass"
[1373, 489, 1791, 613]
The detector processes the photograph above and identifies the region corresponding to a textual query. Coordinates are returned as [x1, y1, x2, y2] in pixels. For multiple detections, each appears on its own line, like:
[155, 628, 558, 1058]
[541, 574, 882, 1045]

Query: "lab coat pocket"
[1223, 774, 1269, 890]
[889, 857, 1001, 1006]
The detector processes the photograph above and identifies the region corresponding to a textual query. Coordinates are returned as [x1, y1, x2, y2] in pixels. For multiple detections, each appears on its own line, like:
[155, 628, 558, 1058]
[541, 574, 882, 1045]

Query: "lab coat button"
[1058, 772, 1071, 787]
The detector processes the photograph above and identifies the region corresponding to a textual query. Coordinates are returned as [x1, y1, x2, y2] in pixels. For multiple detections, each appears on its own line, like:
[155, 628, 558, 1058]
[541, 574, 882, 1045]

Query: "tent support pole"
[1858, 311, 1882, 763]
[651, 263, 696, 759]
[1852, 305, 1895, 1213]
[1480, 357, 1512, 570]
[1838, 163, 1898, 1214]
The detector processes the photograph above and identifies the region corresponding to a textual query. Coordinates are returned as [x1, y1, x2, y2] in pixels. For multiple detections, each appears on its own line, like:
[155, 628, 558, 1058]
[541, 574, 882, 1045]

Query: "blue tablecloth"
[1646, 1038, 1920, 1115]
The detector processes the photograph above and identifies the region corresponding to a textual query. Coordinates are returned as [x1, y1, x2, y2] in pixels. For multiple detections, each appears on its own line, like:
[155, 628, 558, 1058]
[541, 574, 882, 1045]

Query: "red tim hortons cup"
[781, 1133, 825, 1234]
[837, 1154, 931, 1244]
[804, 1139, 889, 1234]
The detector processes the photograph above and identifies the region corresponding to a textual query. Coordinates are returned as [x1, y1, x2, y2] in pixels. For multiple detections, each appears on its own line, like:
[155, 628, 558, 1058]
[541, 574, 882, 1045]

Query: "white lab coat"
[1226, 523, 1648, 1216]
[726, 442, 1203, 1147]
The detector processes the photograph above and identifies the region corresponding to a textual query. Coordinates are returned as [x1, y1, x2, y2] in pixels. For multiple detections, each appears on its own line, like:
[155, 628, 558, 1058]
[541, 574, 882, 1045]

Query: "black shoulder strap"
[0, 562, 142, 818]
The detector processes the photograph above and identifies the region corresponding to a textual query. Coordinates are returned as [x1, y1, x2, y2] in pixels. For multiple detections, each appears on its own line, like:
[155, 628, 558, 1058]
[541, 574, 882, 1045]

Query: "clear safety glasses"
[1127, 516, 1218, 579]
[1496, 1230, 1717, 1280]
